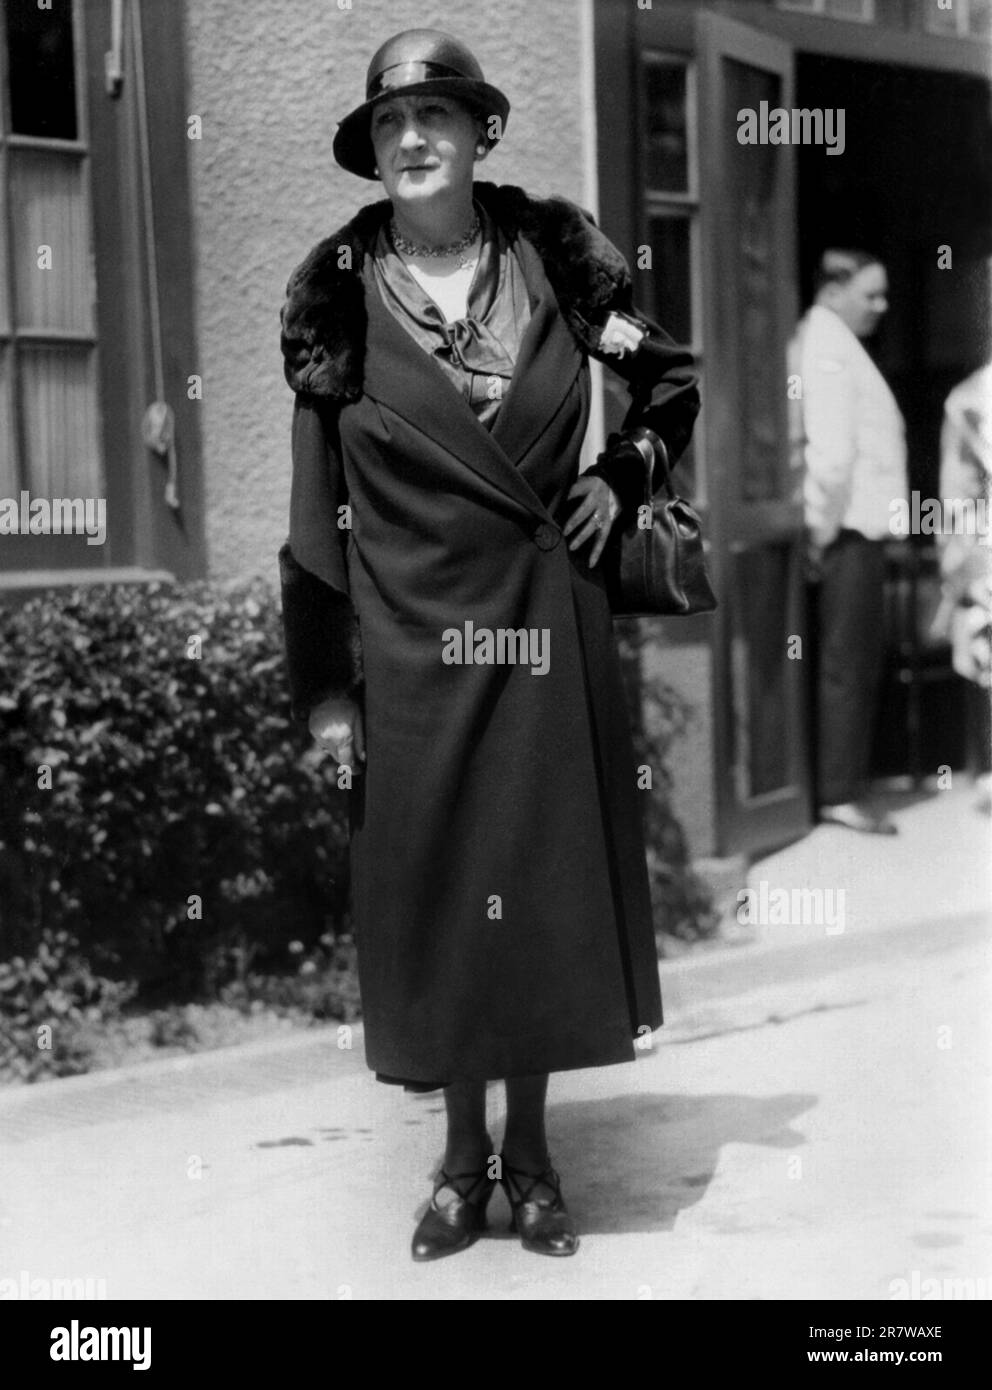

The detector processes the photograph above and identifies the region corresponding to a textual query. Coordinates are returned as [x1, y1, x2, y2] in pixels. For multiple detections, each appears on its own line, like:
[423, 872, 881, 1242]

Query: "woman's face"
[370, 93, 482, 206]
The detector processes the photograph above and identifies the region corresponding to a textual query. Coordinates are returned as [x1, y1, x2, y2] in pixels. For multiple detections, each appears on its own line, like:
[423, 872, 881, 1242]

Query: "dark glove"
[585, 428, 665, 515]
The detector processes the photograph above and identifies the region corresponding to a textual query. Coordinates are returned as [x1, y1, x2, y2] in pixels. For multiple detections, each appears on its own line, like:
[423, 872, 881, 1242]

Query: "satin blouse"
[370, 198, 532, 430]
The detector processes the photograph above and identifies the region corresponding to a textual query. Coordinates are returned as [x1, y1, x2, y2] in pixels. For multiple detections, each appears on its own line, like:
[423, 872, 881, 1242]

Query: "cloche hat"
[332, 28, 511, 180]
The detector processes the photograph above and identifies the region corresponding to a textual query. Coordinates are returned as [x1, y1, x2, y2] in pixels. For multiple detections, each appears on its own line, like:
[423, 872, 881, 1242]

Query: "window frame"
[1, 0, 106, 571]
[0, 0, 206, 590]
[638, 48, 706, 504]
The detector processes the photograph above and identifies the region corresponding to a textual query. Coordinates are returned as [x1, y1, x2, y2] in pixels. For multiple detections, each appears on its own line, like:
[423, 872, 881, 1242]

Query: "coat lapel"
[489, 232, 583, 468]
[359, 237, 582, 522]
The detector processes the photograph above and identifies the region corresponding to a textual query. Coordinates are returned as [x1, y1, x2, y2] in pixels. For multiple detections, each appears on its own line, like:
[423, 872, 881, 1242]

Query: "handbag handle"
[625, 425, 674, 501]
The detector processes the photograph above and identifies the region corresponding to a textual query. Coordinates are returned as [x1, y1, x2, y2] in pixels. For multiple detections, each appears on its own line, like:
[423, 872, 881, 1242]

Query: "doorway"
[596, 1, 992, 857]
[794, 56, 992, 780]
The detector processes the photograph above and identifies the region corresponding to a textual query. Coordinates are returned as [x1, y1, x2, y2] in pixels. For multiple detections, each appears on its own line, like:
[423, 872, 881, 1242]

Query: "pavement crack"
[668, 997, 866, 1045]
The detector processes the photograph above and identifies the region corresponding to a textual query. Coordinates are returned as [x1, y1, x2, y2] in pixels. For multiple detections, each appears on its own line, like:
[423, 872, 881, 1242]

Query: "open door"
[696, 10, 812, 856]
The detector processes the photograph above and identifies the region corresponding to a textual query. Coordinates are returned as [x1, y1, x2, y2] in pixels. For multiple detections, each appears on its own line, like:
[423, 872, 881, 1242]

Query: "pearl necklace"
[390, 212, 482, 269]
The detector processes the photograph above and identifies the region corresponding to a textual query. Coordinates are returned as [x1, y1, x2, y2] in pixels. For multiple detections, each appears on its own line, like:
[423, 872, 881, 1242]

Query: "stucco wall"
[184, 0, 593, 581]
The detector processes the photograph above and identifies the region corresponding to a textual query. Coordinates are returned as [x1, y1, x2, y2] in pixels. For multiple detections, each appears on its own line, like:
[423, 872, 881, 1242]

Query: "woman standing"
[279, 29, 699, 1261]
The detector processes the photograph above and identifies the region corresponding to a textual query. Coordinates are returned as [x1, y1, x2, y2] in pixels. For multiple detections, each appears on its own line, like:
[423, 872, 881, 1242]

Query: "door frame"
[696, 9, 813, 854]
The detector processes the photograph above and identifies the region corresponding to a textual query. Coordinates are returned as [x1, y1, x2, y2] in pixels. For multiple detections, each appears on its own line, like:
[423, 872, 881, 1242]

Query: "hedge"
[0, 579, 350, 995]
[0, 579, 713, 1079]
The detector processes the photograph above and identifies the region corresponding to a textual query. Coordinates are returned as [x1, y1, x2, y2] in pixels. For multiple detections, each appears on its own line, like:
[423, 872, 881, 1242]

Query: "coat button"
[532, 523, 560, 551]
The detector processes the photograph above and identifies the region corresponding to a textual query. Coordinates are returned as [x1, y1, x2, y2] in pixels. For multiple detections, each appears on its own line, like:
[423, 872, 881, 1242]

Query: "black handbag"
[600, 427, 717, 618]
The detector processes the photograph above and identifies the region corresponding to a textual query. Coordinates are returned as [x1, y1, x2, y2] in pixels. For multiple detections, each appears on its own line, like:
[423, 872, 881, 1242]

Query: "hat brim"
[332, 78, 510, 180]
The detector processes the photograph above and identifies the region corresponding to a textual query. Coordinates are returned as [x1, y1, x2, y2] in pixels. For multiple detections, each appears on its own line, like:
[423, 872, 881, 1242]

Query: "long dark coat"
[279, 181, 699, 1087]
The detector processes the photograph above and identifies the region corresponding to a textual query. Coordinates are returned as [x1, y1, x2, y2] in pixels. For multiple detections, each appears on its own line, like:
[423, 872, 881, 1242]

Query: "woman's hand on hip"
[308, 695, 366, 769]
[563, 475, 622, 568]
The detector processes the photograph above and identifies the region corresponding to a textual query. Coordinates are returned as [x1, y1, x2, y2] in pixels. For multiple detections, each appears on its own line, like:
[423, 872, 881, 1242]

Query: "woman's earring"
[373, 165, 380, 177]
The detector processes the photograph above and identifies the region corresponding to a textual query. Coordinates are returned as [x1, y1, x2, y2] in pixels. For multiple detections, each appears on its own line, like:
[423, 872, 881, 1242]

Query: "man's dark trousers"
[810, 528, 889, 806]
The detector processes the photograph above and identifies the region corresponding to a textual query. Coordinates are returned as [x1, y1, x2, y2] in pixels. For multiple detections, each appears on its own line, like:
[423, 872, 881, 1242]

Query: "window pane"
[9, 150, 93, 332]
[970, 0, 992, 37]
[825, 0, 873, 19]
[5, 0, 78, 140]
[724, 58, 783, 504]
[924, 5, 963, 34]
[648, 214, 692, 345]
[18, 346, 101, 496]
[643, 61, 689, 193]
[0, 347, 17, 492]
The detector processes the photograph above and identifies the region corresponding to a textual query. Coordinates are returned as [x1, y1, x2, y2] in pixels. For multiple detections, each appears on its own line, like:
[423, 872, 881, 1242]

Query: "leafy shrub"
[615, 621, 718, 947]
[0, 929, 134, 1081]
[219, 933, 362, 1022]
[0, 579, 350, 994]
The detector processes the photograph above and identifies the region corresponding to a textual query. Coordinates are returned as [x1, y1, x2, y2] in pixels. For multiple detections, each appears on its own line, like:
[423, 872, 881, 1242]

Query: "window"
[639, 53, 703, 498]
[776, 0, 876, 20]
[1, 0, 204, 585]
[1, 0, 102, 510]
[923, 0, 992, 38]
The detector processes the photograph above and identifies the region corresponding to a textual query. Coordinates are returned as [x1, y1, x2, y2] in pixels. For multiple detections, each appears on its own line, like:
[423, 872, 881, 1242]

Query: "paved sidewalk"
[745, 782, 990, 945]
[0, 782, 988, 1299]
[660, 781, 989, 1016]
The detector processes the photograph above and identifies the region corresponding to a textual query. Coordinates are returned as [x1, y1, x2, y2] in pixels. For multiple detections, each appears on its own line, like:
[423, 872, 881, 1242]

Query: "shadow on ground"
[428, 1090, 818, 1237]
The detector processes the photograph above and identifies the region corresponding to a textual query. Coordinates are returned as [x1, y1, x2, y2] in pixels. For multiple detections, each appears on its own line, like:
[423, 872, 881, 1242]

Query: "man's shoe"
[410, 1167, 493, 1262]
[819, 801, 897, 835]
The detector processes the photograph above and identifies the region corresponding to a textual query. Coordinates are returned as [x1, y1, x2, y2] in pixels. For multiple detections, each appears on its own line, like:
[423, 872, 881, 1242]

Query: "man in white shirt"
[791, 249, 908, 833]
